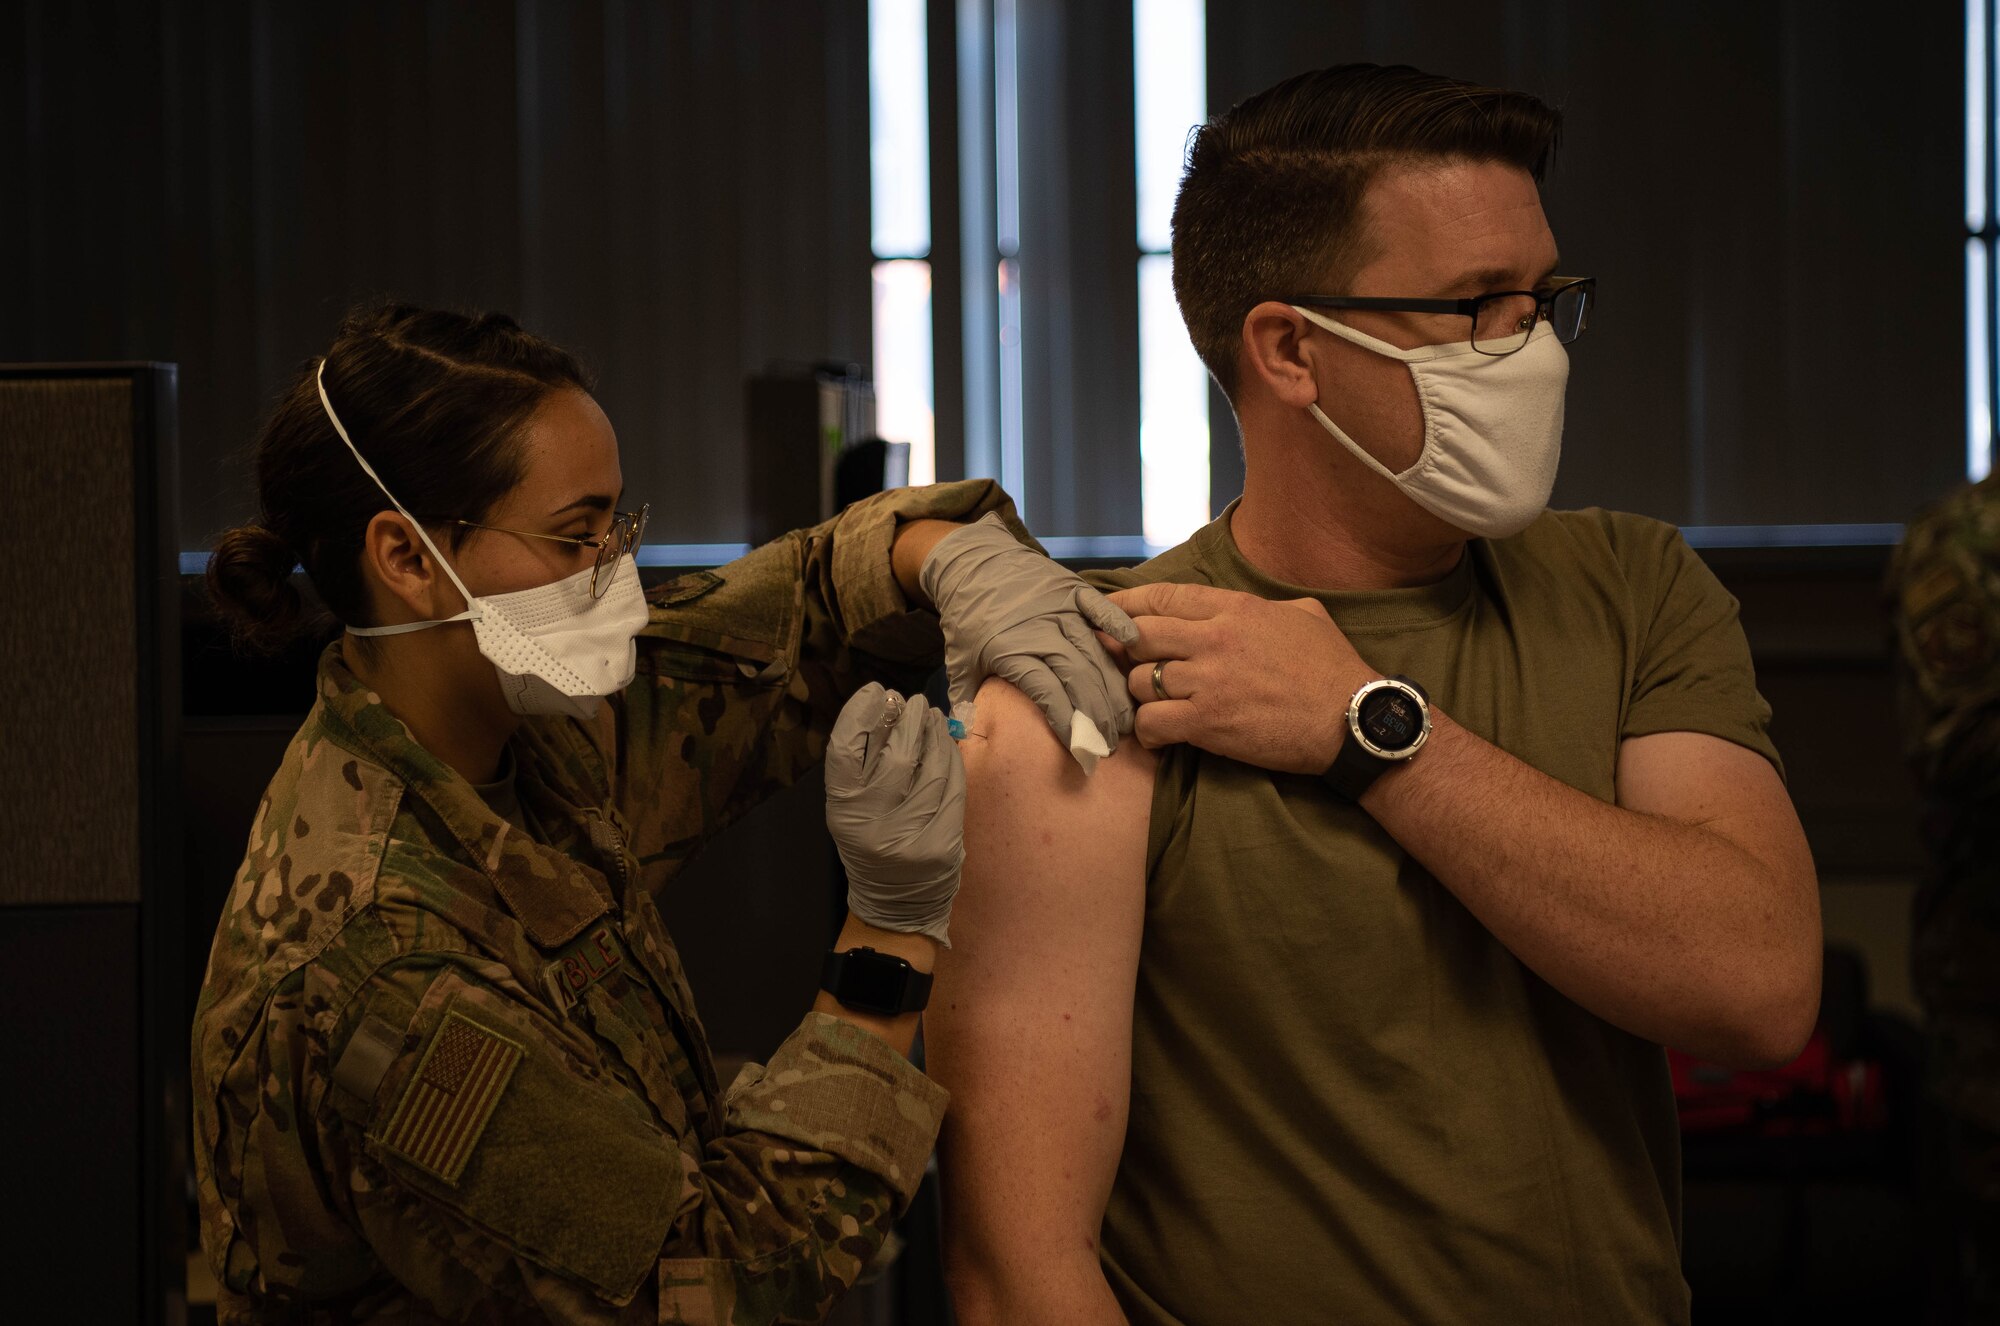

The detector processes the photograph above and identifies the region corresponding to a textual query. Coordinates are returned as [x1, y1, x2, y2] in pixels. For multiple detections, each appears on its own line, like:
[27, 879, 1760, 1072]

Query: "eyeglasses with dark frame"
[1289, 275, 1596, 357]
[435, 503, 650, 599]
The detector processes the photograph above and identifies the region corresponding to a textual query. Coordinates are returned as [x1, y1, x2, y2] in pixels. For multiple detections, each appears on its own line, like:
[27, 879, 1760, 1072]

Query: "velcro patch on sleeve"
[378, 1008, 524, 1185]
[331, 1013, 406, 1106]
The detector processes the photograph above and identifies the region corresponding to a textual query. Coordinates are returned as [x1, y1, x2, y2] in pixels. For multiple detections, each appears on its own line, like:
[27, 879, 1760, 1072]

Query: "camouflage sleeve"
[608, 479, 1031, 873]
[1887, 476, 2000, 798]
[317, 959, 947, 1323]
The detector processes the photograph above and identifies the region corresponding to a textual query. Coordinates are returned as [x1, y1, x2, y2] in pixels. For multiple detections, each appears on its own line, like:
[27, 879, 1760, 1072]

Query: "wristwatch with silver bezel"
[1324, 675, 1432, 801]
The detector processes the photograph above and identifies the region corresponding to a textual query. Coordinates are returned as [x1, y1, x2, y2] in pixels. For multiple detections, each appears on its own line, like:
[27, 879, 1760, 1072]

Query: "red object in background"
[1669, 1031, 1888, 1136]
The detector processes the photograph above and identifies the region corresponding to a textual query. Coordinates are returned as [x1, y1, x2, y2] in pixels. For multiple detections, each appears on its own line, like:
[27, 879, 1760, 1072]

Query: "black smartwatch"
[820, 947, 934, 1016]
[1324, 675, 1432, 802]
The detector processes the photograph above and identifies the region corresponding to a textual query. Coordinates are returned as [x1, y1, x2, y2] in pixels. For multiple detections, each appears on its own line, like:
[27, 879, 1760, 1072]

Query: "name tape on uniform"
[542, 921, 630, 1014]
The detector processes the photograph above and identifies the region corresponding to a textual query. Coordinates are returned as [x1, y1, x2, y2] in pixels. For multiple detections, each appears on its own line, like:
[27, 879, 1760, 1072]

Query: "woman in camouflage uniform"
[1888, 472, 2000, 1319]
[191, 303, 1134, 1323]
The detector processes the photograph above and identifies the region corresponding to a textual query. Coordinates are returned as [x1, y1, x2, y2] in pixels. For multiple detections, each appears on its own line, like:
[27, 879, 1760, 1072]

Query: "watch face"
[838, 952, 913, 1010]
[1357, 686, 1423, 752]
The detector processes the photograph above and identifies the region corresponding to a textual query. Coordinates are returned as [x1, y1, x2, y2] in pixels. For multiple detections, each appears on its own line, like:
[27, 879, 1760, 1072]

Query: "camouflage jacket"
[192, 480, 1025, 1324]
[1888, 472, 2000, 870]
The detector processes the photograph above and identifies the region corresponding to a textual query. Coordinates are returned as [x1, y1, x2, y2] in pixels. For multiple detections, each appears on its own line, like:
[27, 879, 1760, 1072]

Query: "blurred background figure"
[1889, 472, 2000, 1322]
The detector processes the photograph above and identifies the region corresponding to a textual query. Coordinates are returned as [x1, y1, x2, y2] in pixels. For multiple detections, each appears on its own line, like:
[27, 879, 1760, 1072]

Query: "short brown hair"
[1172, 64, 1562, 396]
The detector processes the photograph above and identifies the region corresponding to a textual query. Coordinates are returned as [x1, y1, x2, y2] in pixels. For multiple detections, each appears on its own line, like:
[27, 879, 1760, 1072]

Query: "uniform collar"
[309, 644, 611, 948]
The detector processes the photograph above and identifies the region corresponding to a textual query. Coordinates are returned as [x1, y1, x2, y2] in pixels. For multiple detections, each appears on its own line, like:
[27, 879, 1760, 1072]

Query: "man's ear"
[1240, 301, 1323, 409]
[360, 510, 457, 624]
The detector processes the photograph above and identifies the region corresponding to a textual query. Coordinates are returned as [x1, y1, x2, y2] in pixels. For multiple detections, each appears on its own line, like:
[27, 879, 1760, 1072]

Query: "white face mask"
[1295, 307, 1570, 539]
[315, 361, 649, 721]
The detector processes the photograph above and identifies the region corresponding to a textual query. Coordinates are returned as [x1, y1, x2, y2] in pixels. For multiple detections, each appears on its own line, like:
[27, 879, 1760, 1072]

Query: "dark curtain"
[1009, 0, 1145, 535]
[1206, 0, 1966, 527]
[2, 0, 873, 548]
[2, 1, 1969, 541]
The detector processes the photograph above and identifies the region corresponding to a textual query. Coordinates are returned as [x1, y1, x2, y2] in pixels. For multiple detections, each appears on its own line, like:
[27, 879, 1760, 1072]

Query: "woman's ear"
[359, 511, 461, 624]
[1241, 301, 1323, 409]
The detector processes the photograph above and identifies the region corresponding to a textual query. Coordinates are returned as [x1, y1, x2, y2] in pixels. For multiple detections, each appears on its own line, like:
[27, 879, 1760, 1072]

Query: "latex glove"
[919, 511, 1141, 762]
[824, 683, 965, 946]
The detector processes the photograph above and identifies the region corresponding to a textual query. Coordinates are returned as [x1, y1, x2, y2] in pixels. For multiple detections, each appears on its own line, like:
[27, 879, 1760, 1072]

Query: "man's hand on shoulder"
[1107, 581, 1377, 773]
[1104, 583, 1820, 1071]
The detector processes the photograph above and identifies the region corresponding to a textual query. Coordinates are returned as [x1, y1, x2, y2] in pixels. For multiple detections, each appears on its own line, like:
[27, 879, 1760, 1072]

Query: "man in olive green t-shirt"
[927, 64, 1821, 1326]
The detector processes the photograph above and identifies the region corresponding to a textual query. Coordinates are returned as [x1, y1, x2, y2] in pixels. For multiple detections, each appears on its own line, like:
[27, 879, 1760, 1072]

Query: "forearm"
[810, 915, 939, 1058]
[891, 518, 961, 608]
[948, 1251, 1128, 1326]
[686, 993, 950, 1315]
[662, 1149, 899, 1317]
[803, 480, 1025, 668]
[684, 515, 966, 836]
[623, 502, 963, 856]
[1364, 710, 1819, 1065]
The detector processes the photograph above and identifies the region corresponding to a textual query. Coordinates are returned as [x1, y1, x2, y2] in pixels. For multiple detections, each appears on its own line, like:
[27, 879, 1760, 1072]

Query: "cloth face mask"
[1294, 308, 1570, 539]
[316, 361, 649, 722]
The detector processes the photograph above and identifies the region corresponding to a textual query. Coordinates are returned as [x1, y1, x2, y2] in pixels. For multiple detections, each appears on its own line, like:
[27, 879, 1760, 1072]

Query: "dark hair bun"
[205, 524, 316, 653]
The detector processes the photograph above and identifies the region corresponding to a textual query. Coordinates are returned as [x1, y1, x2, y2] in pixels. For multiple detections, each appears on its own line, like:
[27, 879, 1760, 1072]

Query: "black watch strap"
[1326, 732, 1391, 801]
[1325, 675, 1431, 803]
[819, 947, 934, 1016]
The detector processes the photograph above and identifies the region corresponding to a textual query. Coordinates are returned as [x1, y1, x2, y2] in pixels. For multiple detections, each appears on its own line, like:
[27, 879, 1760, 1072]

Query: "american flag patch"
[378, 1009, 523, 1184]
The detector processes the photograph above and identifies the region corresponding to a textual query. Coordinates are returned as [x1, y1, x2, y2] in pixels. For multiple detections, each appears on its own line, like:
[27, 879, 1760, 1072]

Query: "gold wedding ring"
[1151, 660, 1171, 702]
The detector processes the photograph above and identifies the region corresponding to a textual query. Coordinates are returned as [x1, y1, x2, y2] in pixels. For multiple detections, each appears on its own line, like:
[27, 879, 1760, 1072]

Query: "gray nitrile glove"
[919, 511, 1140, 756]
[824, 683, 965, 947]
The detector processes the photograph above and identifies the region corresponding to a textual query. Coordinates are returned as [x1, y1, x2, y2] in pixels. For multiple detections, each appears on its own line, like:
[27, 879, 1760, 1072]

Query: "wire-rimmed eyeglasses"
[440, 503, 650, 599]
[1288, 275, 1596, 356]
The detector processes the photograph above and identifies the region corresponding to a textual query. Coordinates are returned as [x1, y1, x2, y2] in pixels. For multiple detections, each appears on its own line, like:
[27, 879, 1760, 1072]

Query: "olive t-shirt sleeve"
[1617, 517, 1785, 780]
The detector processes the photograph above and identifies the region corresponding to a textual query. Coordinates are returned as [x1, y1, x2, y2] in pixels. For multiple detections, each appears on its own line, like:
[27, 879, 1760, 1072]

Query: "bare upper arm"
[1619, 730, 1821, 999]
[926, 677, 1153, 1315]
[1616, 731, 1815, 893]
[1616, 731, 1822, 1057]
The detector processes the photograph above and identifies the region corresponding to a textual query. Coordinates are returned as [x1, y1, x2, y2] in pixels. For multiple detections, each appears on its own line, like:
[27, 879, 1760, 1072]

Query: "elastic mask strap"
[1306, 403, 1418, 485]
[346, 615, 465, 639]
[1291, 309, 1429, 482]
[1293, 306, 1429, 362]
[315, 359, 480, 635]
